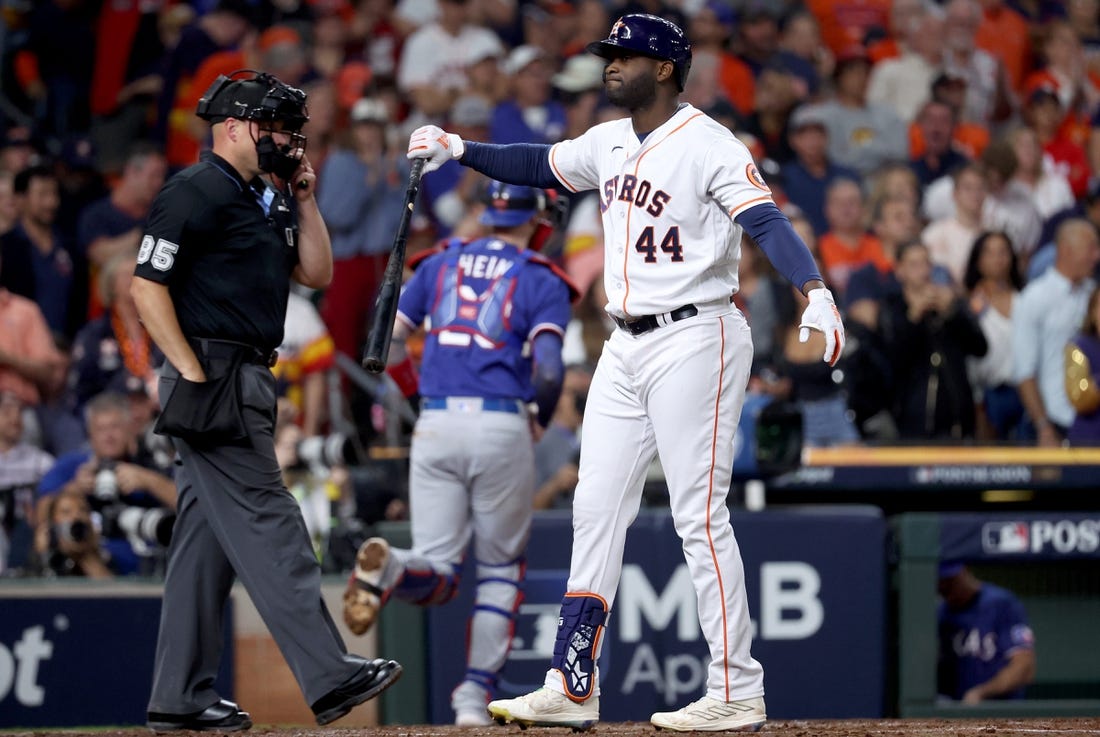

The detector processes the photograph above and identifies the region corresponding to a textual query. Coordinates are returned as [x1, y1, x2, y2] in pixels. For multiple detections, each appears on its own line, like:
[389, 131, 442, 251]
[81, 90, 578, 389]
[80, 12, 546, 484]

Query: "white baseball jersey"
[548, 103, 773, 318]
[535, 103, 766, 706]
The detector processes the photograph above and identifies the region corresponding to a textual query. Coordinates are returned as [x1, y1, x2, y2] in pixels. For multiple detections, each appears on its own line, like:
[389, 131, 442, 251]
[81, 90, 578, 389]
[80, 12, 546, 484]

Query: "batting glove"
[799, 287, 845, 367]
[407, 125, 465, 174]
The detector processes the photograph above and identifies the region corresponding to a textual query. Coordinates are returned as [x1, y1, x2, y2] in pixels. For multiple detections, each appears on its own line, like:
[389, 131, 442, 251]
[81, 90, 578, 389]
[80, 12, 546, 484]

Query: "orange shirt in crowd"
[975, 4, 1032, 93]
[806, 0, 891, 56]
[165, 49, 249, 170]
[1023, 70, 1097, 149]
[0, 290, 60, 405]
[908, 122, 991, 161]
[818, 232, 890, 294]
[720, 55, 756, 119]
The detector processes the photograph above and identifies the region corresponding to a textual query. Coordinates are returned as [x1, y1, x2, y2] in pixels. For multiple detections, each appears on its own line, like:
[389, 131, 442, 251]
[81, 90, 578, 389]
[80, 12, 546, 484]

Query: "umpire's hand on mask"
[799, 287, 845, 367]
[407, 125, 465, 173]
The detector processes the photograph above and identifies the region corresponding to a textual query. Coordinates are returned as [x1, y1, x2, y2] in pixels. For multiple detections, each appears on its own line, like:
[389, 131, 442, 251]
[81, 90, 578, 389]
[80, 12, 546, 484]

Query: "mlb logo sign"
[982, 521, 1030, 553]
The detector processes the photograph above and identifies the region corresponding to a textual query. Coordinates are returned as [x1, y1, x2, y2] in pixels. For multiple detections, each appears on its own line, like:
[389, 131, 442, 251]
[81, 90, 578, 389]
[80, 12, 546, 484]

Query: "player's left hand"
[799, 287, 845, 366]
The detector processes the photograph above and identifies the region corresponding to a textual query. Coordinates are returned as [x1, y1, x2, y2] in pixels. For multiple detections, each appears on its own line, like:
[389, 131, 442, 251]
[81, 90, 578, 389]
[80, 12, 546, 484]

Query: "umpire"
[132, 70, 401, 732]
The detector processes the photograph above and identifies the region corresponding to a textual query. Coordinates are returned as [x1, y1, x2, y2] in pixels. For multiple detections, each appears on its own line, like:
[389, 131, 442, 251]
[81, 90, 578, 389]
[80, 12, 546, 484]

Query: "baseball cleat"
[455, 708, 492, 727]
[650, 696, 766, 732]
[342, 537, 390, 635]
[452, 680, 492, 727]
[488, 688, 599, 731]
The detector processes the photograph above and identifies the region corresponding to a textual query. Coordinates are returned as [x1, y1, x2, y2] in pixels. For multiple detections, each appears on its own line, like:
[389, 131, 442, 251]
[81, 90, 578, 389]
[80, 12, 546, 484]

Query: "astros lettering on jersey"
[549, 104, 770, 318]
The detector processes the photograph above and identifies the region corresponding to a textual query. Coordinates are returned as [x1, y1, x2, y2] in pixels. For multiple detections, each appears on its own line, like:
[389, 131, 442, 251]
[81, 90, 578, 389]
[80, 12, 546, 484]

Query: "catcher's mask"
[196, 69, 309, 181]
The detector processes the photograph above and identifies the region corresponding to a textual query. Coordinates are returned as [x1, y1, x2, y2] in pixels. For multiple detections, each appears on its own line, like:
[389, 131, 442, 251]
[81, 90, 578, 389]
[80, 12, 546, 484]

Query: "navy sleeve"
[462, 142, 560, 188]
[531, 331, 564, 427]
[735, 202, 823, 291]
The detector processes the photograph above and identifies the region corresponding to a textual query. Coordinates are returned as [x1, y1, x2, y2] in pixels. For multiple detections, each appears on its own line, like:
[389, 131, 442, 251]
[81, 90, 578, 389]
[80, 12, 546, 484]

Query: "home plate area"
[11, 718, 1100, 737]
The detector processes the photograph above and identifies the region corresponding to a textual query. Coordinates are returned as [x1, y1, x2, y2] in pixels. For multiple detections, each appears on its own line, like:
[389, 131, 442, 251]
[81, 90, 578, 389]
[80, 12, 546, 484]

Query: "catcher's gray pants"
[393, 401, 534, 697]
[148, 361, 361, 714]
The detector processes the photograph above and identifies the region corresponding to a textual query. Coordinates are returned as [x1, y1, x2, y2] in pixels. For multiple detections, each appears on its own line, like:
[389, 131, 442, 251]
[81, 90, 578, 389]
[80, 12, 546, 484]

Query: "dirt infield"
[10, 720, 1100, 737]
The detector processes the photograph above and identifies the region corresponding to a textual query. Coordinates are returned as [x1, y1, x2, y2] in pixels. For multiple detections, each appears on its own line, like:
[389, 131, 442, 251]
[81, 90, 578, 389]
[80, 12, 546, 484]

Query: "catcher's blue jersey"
[937, 583, 1035, 700]
[397, 237, 571, 401]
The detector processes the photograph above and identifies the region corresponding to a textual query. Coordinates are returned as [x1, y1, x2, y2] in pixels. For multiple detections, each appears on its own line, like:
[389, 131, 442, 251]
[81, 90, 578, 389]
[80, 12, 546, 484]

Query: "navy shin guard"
[550, 593, 608, 702]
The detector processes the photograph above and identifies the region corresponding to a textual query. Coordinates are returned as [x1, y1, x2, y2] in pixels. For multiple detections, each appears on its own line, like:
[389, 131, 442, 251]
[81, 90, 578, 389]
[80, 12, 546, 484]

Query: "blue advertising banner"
[940, 512, 1100, 561]
[427, 507, 886, 722]
[0, 596, 233, 728]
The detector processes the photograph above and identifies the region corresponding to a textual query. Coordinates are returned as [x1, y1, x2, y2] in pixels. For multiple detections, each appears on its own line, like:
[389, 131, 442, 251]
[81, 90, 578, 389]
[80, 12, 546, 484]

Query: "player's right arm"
[526, 271, 573, 428]
[131, 280, 204, 381]
[406, 124, 602, 191]
[383, 254, 436, 399]
[132, 178, 210, 383]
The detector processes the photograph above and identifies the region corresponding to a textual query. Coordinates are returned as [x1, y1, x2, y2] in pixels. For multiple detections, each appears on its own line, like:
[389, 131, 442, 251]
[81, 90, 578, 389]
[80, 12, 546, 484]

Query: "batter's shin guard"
[550, 593, 608, 702]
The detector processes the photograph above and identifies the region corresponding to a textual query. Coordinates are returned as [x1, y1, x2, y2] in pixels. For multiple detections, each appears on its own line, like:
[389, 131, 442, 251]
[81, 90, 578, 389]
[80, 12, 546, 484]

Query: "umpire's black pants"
[148, 359, 361, 714]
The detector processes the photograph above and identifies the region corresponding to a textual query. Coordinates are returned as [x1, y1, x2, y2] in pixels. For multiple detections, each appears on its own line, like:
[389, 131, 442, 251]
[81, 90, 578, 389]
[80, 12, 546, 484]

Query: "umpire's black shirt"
[135, 151, 300, 353]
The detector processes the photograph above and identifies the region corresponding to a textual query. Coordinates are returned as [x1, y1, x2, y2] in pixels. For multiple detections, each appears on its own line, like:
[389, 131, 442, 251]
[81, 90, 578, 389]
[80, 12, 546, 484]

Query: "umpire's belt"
[421, 397, 525, 414]
[190, 338, 279, 368]
[613, 304, 698, 336]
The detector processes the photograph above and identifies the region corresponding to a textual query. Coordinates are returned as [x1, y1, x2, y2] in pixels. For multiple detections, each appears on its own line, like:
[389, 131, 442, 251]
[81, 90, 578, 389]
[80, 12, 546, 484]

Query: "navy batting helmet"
[479, 181, 548, 228]
[585, 14, 692, 91]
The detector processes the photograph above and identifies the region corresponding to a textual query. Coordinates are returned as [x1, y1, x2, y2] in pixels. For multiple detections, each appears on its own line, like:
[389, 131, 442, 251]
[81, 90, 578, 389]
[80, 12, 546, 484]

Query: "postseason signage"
[771, 447, 1100, 491]
[427, 508, 887, 721]
[0, 595, 233, 728]
[940, 512, 1100, 561]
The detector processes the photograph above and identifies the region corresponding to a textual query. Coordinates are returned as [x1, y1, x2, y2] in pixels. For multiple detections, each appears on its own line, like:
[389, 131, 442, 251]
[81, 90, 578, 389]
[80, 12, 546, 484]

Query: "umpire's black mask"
[197, 70, 309, 182]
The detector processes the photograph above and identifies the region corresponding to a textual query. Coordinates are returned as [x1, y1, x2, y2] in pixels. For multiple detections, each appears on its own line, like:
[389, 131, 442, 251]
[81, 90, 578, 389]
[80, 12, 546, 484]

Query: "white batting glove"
[799, 287, 845, 367]
[407, 125, 465, 174]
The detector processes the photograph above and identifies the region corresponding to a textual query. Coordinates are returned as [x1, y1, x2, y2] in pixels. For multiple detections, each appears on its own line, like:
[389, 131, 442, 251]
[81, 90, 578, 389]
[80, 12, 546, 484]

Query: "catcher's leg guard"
[550, 593, 608, 702]
[465, 557, 525, 692]
[391, 557, 462, 606]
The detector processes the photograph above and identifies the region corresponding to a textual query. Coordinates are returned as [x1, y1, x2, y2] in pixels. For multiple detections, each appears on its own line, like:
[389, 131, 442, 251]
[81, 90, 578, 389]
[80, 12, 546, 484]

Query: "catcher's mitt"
[342, 581, 379, 636]
[342, 537, 390, 635]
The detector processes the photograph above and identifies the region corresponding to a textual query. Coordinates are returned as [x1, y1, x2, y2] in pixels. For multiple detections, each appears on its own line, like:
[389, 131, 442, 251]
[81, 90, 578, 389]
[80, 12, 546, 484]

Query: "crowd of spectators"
[3, 0, 1100, 576]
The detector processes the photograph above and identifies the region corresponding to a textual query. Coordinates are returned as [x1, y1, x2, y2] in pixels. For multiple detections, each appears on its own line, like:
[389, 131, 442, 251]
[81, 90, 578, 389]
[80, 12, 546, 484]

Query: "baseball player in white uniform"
[404, 14, 846, 732]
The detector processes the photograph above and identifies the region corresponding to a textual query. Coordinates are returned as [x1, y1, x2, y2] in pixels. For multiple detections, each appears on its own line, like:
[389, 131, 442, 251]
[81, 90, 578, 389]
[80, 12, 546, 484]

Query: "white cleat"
[455, 709, 492, 727]
[453, 680, 492, 727]
[342, 537, 390, 636]
[650, 695, 766, 732]
[487, 688, 599, 731]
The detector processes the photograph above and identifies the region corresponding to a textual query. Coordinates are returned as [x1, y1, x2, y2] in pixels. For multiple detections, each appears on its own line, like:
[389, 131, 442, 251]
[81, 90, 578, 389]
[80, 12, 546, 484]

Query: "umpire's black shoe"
[147, 699, 253, 732]
[311, 658, 404, 725]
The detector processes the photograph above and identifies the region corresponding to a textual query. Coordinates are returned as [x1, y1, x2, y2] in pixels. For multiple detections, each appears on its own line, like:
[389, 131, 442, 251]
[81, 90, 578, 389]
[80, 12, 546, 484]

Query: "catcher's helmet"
[479, 181, 548, 228]
[586, 14, 692, 91]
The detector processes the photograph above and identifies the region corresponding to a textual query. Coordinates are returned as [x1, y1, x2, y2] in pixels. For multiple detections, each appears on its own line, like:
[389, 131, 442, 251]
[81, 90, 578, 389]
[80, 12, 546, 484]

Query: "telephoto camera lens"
[294, 433, 357, 470]
[62, 519, 89, 543]
[116, 506, 176, 547]
[51, 519, 90, 547]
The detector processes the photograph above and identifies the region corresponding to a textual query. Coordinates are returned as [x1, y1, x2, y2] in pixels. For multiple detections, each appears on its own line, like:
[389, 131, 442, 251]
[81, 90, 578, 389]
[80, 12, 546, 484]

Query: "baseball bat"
[362, 157, 426, 373]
